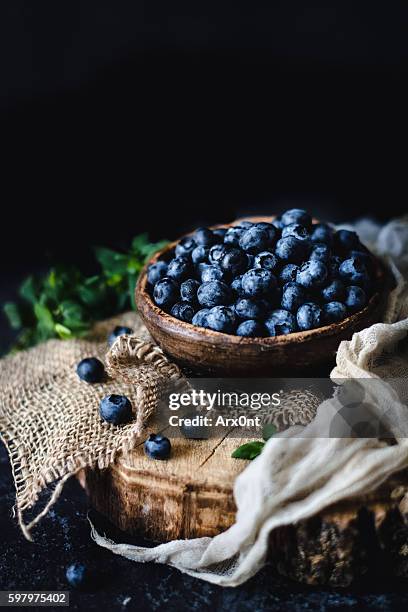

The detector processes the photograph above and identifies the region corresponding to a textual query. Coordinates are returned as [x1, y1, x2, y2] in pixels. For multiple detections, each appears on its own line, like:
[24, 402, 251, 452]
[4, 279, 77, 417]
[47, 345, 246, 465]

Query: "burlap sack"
[0, 313, 182, 540]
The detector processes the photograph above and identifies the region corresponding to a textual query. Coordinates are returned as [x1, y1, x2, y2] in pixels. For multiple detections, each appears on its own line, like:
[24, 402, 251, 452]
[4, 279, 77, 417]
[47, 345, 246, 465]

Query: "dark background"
[1, 3, 408, 607]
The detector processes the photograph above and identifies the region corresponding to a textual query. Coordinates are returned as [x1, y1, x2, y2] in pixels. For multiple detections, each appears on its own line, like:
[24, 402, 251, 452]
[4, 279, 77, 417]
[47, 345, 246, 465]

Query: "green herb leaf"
[94, 247, 129, 276]
[262, 423, 277, 440]
[19, 276, 39, 304]
[231, 441, 265, 460]
[4, 302, 23, 330]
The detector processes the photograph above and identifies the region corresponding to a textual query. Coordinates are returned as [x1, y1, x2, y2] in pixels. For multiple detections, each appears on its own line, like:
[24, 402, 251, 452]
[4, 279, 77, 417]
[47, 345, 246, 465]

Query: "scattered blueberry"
[166, 256, 192, 282]
[265, 309, 297, 335]
[254, 251, 279, 272]
[147, 261, 168, 286]
[175, 236, 196, 258]
[206, 306, 237, 333]
[66, 563, 88, 589]
[281, 282, 307, 313]
[297, 302, 323, 331]
[281, 208, 311, 227]
[241, 268, 277, 298]
[281, 223, 310, 241]
[192, 308, 210, 328]
[144, 433, 171, 460]
[153, 277, 179, 309]
[344, 286, 367, 312]
[180, 278, 200, 303]
[220, 247, 248, 276]
[296, 260, 328, 289]
[191, 245, 210, 265]
[236, 320, 266, 337]
[322, 279, 346, 302]
[322, 301, 347, 324]
[171, 302, 195, 322]
[235, 298, 268, 320]
[279, 264, 299, 285]
[309, 243, 331, 263]
[108, 325, 134, 347]
[275, 236, 308, 263]
[99, 394, 133, 425]
[239, 226, 271, 254]
[197, 281, 232, 307]
[310, 223, 333, 244]
[194, 227, 216, 246]
[76, 357, 105, 383]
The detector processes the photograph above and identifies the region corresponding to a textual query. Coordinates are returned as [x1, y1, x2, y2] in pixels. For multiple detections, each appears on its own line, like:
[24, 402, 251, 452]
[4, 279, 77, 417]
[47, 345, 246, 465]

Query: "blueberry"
[275, 236, 308, 264]
[281, 208, 311, 227]
[99, 394, 133, 425]
[254, 222, 278, 244]
[239, 227, 271, 254]
[333, 229, 360, 254]
[206, 306, 237, 333]
[281, 223, 310, 241]
[144, 433, 171, 460]
[241, 268, 277, 298]
[194, 227, 216, 247]
[166, 256, 192, 282]
[279, 264, 299, 285]
[220, 247, 248, 276]
[281, 282, 307, 313]
[344, 286, 367, 313]
[200, 264, 227, 283]
[309, 243, 331, 263]
[321, 279, 346, 302]
[213, 227, 227, 241]
[209, 243, 227, 265]
[246, 254, 255, 269]
[297, 303, 323, 331]
[108, 325, 134, 347]
[180, 279, 200, 303]
[339, 257, 369, 287]
[192, 308, 210, 327]
[234, 298, 268, 320]
[147, 261, 168, 286]
[236, 320, 266, 337]
[239, 221, 255, 228]
[265, 309, 297, 335]
[153, 277, 179, 309]
[175, 236, 196, 258]
[191, 245, 210, 265]
[350, 249, 374, 273]
[328, 255, 342, 278]
[272, 218, 284, 231]
[66, 563, 88, 588]
[224, 226, 245, 246]
[296, 260, 328, 289]
[322, 301, 347, 324]
[171, 302, 195, 322]
[231, 274, 244, 296]
[76, 357, 105, 383]
[311, 223, 333, 244]
[254, 251, 279, 272]
[197, 281, 232, 307]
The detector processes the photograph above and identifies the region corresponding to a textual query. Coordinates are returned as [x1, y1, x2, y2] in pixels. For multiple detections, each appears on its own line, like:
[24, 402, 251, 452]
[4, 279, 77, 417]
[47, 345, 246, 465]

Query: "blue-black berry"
[265, 309, 297, 335]
[275, 236, 308, 263]
[297, 302, 323, 331]
[175, 236, 196, 258]
[321, 279, 346, 302]
[339, 257, 369, 287]
[344, 286, 367, 312]
[206, 305, 237, 333]
[296, 260, 328, 289]
[236, 320, 266, 337]
[239, 226, 271, 254]
[153, 277, 179, 309]
[322, 301, 347, 324]
[254, 251, 279, 272]
[281, 282, 307, 313]
[144, 433, 171, 460]
[241, 268, 277, 298]
[171, 302, 195, 322]
[220, 247, 248, 276]
[197, 281, 232, 308]
[234, 298, 268, 320]
[281, 208, 311, 227]
[66, 563, 88, 589]
[76, 357, 105, 383]
[192, 308, 210, 328]
[191, 245, 210, 265]
[100, 394, 133, 425]
[147, 261, 168, 286]
[281, 223, 310, 242]
[166, 256, 192, 282]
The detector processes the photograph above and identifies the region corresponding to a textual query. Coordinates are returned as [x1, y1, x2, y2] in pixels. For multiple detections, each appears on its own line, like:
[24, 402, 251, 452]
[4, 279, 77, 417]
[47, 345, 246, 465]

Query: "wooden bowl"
[135, 218, 390, 376]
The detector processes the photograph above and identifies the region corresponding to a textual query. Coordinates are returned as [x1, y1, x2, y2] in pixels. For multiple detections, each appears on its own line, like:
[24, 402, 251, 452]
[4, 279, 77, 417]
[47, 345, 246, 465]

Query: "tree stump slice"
[81, 417, 408, 587]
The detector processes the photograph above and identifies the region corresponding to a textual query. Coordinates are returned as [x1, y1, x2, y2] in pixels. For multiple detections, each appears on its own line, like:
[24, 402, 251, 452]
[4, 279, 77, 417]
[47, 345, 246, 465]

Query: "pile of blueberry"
[147, 208, 376, 337]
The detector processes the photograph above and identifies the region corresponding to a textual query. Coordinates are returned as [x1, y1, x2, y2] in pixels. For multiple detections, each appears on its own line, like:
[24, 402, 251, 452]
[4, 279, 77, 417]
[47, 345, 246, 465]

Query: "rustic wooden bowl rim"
[136, 217, 385, 347]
